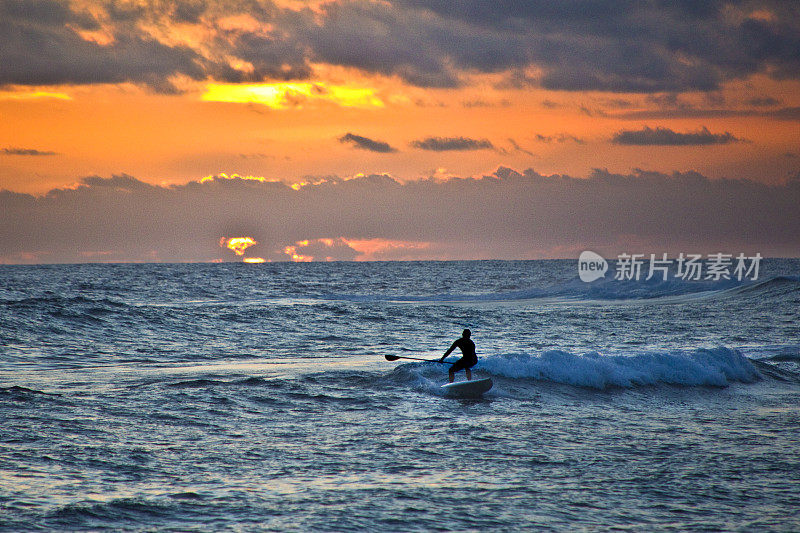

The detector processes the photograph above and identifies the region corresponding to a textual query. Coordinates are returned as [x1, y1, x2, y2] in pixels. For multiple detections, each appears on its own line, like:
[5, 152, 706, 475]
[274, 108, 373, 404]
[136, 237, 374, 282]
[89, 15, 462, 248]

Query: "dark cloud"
[462, 99, 511, 108]
[507, 138, 533, 156]
[297, 1, 464, 88]
[613, 106, 800, 121]
[210, 30, 312, 83]
[239, 152, 268, 159]
[579, 105, 608, 118]
[600, 98, 635, 109]
[746, 96, 781, 107]
[770, 107, 800, 120]
[534, 134, 585, 145]
[704, 92, 726, 107]
[0, 0, 205, 92]
[395, 1, 800, 92]
[612, 126, 744, 146]
[1, 0, 97, 28]
[79, 174, 156, 191]
[170, 1, 207, 24]
[647, 93, 689, 109]
[411, 136, 494, 151]
[339, 133, 397, 153]
[2, 168, 798, 263]
[3, 1, 800, 93]
[2, 147, 57, 156]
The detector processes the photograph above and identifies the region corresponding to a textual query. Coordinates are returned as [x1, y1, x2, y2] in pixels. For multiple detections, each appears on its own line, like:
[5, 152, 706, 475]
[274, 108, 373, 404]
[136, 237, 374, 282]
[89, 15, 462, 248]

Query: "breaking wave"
[326, 275, 799, 304]
[396, 347, 762, 390]
[479, 347, 761, 388]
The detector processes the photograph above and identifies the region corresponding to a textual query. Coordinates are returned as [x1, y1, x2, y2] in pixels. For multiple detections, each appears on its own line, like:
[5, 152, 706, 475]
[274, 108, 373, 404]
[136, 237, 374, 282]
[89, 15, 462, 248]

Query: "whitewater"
[1, 259, 799, 531]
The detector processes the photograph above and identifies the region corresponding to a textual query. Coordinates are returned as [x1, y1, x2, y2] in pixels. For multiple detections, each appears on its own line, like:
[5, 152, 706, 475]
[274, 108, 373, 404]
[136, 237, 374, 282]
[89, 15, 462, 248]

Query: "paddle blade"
[384, 354, 401, 361]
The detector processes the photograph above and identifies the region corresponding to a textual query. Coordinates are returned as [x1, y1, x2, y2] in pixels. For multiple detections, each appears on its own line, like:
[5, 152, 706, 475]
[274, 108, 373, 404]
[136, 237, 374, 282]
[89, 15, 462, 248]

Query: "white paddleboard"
[441, 378, 493, 397]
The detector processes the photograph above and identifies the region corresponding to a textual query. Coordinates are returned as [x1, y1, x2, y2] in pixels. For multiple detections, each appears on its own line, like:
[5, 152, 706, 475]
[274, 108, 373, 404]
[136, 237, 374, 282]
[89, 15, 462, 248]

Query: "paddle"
[384, 354, 454, 364]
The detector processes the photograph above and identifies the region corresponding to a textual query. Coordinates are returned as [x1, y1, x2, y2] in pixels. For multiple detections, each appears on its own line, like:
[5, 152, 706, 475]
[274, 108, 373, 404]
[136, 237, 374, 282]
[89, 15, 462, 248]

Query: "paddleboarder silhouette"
[440, 329, 477, 382]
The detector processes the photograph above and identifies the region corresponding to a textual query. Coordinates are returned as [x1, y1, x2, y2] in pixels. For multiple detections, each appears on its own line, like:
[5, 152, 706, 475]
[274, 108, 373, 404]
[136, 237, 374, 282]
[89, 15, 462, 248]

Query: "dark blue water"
[1, 260, 799, 531]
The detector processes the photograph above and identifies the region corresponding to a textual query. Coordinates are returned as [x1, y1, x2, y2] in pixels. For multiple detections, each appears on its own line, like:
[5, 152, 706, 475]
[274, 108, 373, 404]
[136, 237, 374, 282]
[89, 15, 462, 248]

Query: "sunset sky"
[1, 0, 799, 263]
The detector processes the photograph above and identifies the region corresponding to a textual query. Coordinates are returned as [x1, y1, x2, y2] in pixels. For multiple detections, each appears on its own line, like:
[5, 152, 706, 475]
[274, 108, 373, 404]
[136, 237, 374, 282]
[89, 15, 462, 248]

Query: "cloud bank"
[0, 0, 205, 93]
[534, 134, 585, 145]
[1, 147, 58, 156]
[612, 126, 744, 146]
[614, 106, 800, 121]
[1, 169, 798, 263]
[2, 1, 800, 93]
[411, 136, 494, 151]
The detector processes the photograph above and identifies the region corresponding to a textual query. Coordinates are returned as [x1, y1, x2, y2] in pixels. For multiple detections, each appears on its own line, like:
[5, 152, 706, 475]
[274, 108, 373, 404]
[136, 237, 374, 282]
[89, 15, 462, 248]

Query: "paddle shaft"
[385, 354, 454, 365]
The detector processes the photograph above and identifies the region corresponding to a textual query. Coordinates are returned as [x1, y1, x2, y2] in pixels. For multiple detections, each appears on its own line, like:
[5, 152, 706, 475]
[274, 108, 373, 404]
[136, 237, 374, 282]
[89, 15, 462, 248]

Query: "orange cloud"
[342, 238, 431, 261]
[201, 173, 283, 184]
[282, 238, 359, 261]
[279, 237, 431, 261]
[283, 244, 313, 262]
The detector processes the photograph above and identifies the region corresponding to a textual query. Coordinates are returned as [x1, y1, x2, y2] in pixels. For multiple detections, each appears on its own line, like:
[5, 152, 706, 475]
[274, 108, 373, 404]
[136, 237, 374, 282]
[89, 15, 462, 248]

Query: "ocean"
[1, 259, 799, 531]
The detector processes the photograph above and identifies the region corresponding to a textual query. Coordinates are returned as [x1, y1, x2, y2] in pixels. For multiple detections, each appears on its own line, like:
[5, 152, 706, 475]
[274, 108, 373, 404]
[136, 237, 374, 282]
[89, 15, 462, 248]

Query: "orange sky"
[1, 1, 799, 263]
[1, 74, 799, 195]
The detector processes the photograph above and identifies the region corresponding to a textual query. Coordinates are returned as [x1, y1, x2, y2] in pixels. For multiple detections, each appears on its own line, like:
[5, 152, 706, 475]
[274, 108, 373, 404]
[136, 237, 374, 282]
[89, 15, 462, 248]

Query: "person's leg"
[465, 368, 472, 381]
[448, 358, 466, 382]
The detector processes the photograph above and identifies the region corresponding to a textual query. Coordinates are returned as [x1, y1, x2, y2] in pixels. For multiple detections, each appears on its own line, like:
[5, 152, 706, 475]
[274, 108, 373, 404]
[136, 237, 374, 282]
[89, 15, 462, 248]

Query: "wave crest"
[478, 347, 761, 389]
[327, 275, 800, 304]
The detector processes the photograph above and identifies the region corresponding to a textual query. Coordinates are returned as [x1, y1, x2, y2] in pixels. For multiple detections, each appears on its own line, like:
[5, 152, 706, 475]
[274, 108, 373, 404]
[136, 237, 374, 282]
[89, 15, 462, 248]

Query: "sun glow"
[284, 246, 312, 262]
[220, 236, 257, 256]
[201, 82, 384, 109]
[201, 173, 284, 184]
[342, 238, 431, 260]
[0, 90, 72, 101]
[279, 237, 431, 262]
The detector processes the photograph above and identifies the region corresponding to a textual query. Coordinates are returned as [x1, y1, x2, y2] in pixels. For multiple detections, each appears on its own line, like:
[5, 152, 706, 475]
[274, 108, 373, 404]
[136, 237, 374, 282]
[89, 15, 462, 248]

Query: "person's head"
[462, 328, 471, 338]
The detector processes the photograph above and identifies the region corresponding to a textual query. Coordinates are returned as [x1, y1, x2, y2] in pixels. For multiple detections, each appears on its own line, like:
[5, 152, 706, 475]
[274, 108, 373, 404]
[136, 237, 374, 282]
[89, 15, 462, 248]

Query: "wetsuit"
[444, 337, 477, 373]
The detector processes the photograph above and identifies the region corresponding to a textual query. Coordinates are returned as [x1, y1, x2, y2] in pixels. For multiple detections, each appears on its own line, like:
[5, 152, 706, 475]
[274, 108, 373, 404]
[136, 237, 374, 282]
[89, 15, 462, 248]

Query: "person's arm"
[440, 340, 458, 362]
